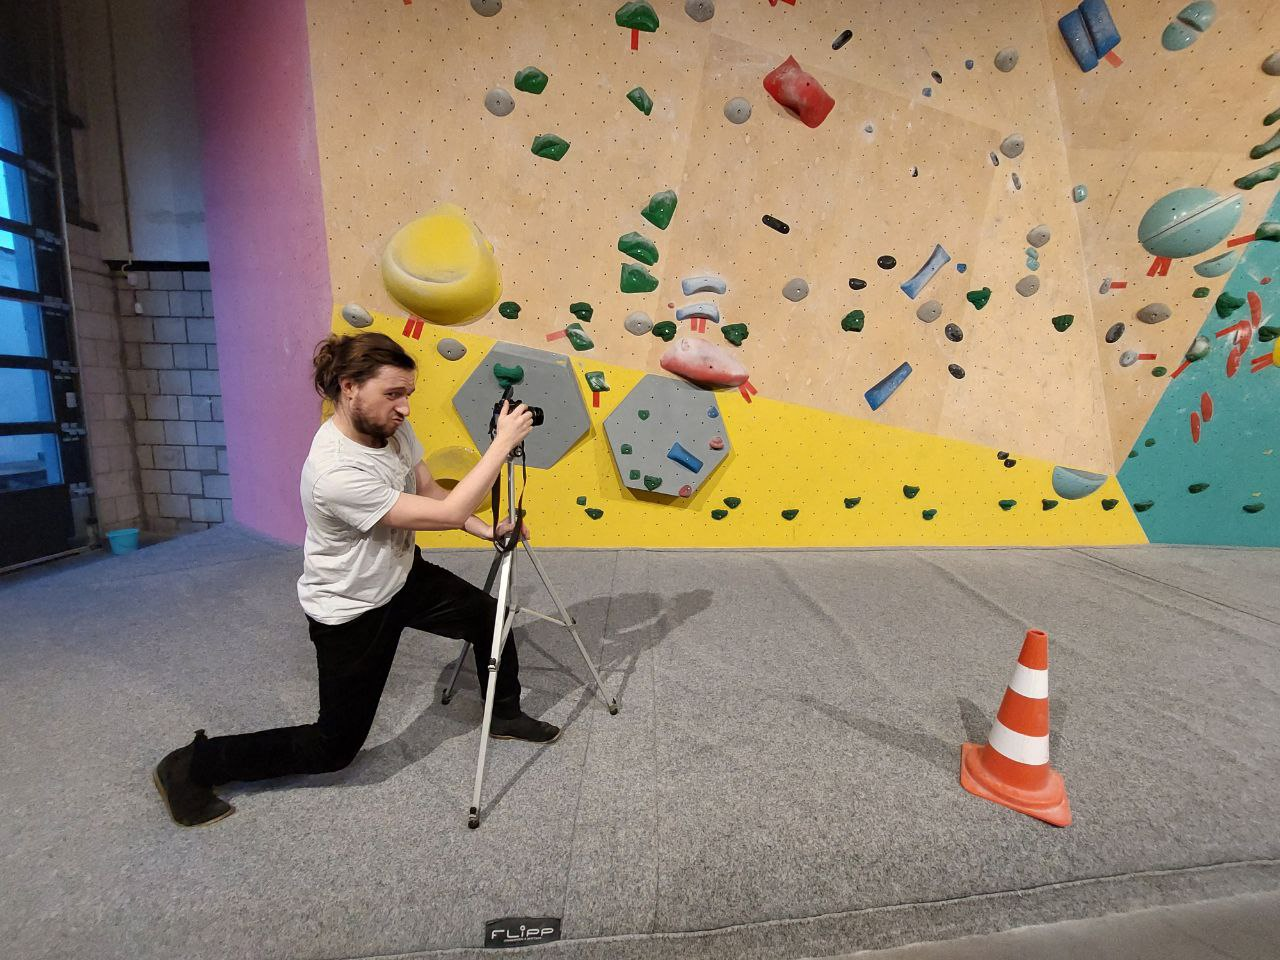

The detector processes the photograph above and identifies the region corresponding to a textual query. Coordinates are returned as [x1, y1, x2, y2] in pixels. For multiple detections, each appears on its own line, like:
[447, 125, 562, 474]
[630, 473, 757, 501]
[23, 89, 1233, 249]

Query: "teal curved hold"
[1138, 188, 1242, 259]
[1052, 466, 1108, 500]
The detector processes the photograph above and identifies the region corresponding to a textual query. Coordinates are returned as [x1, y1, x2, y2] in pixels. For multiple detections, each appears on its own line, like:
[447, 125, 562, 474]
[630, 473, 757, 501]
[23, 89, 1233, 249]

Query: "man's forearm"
[461, 514, 490, 539]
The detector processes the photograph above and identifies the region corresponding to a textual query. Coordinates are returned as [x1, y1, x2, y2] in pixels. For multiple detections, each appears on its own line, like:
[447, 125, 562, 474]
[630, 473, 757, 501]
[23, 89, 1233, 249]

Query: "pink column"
[189, 0, 331, 543]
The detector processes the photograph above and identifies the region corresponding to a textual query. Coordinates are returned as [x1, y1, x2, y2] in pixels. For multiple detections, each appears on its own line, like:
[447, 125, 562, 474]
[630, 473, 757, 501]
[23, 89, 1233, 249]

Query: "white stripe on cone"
[987, 718, 1050, 766]
[1008, 663, 1049, 699]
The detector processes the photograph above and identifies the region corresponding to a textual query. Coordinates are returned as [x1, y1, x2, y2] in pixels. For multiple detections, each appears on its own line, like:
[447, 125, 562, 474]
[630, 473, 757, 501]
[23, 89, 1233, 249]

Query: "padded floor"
[2, 526, 1277, 959]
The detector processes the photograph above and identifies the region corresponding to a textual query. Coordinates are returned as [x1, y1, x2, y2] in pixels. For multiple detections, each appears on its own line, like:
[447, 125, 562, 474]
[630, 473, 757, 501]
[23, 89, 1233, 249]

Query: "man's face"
[342, 365, 415, 440]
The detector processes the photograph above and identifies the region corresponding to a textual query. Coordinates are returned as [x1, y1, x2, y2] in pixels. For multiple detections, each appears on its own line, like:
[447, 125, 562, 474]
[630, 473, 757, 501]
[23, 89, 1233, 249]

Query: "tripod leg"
[469, 547, 516, 829]
[441, 640, 471, 704]
[521, 540, 619, 715]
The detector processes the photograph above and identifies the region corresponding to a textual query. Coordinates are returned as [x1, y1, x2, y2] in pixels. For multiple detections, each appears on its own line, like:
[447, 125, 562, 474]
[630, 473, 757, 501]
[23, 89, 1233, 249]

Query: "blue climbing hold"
[667, 442, 704, 474]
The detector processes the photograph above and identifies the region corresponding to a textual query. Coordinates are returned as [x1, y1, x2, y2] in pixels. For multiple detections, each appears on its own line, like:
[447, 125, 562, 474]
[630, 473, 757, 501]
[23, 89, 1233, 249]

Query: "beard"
[348, 398, 397, 441]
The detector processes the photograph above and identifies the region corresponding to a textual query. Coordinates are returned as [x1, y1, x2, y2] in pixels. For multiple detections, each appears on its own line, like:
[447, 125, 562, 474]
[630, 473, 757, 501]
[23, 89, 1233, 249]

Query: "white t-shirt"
[296, 417, 425, 624]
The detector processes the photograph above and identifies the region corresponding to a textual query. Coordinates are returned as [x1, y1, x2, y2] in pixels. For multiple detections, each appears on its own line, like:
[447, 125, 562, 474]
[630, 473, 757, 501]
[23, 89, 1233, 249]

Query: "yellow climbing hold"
[381, 203, 501, 325]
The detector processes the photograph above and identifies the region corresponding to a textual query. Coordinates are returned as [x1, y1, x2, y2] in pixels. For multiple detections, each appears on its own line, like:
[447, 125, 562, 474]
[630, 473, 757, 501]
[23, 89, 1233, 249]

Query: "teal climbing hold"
[585, 508, 604, 520]
[844, 497, 861, 508]
[922, 509, 937, 520]
[781, 509, 799, 521]
[711, 509, 728, 520]
[1042, 499, 1059, 511]
[903, 485, 920, 499]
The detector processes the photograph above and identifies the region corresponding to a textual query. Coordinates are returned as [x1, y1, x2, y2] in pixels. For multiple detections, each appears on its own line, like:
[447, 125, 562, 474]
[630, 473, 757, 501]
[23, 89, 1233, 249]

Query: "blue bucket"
[106, 527, 140, 555]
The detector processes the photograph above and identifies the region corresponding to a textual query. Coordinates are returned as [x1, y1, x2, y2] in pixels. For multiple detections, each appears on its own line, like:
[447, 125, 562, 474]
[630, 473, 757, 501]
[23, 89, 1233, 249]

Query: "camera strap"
[490, 445, 527, 555]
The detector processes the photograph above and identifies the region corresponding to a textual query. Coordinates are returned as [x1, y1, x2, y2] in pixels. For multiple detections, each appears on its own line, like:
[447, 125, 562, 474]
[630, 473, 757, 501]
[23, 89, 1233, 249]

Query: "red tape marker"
[1109, 280, 1128, 289]
[1227, 234, 1255, 248]
[1137, 352, 1156, 361]
[1104, 50, 1123, 66]
[1170, 359, 1192, 379]
[592, 392, 601, 408]
[1146, 257, 1171, 277]
[1248, 291, 1262, 328]
[545, 329, 568, 341]
[403, 317, 424, 340]
[630, 28, 638, 50]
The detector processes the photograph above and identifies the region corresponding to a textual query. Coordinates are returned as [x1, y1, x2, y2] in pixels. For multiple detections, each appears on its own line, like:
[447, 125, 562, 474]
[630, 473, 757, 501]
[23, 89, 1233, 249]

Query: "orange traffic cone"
[960, 629, 1071, 826]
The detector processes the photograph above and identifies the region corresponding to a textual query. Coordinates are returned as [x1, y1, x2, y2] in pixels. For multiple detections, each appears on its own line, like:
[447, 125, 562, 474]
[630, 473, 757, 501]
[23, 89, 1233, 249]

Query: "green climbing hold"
[1144, 438, 1156, 447]
[514, 66, 549, 94]
[903, 485, 920, 499]
[570, 302, 593, 322]
[781, 509, 799, 521]
[618, 232, 659, 265]
[1259, 325, 1280, 342]
[637, 410, 649, 420]
[1051, 314, 1074, 332]
[621, 262, 659, 293]
[1188, 483, 1210, 493]
[565, 323, 594, 351]
[643, 475, 662, 491]
[531, 133, 570, 160]
[627, 86, 654, 115]
[1127, 450, 1138, 459]
[1243, 502, 1266, 513]
[493, 363, 525, 388]
[724, 497, 741, 509]
[585, 371, 609, 392]
[620, 443, 633, 455]
[1133, 500, 1154, 512]
[586, 508, 604, 520]
[1250, 131, 1280, 160]
[499, 301, 521, 319]
[840, 310, 865, 333]
[1257, 221, 1280, 242]
[1236, 163, 1280, 190]
[966, 287, 992, 310]
[921, 509, 937, 520]
[1101, 499, 1118, 510]
[1042, 499, 1058, 511]
[615, 0, 659, 32]
[844, 497, 861, 509]
[722, 323, 749, 346]
[1152, 366, 1167, 377]
[652, 320, 677, 341]
[1192, 286, 1210, 298]
[1215, 291, 1245, 319]
[641, 189, 677, 230]
[711, 509, 729, 520]
[628, 469, 640, 480]
[576, 496, 588, 506]
[1267, 105, 1280, 126]
[998, 499, 1017, 511]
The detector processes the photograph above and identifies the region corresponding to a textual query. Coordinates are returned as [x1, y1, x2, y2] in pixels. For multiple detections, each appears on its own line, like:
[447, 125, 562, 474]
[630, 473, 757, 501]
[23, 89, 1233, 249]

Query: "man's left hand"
[492, 517, 532, 542]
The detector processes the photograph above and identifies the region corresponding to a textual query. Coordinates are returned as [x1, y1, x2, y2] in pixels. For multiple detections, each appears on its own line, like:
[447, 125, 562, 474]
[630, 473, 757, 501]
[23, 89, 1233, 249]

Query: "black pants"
[192, 548, 519, 785]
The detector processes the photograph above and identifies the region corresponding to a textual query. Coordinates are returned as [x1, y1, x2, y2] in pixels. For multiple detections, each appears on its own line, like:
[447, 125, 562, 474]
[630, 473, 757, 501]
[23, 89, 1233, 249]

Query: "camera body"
[489, 385, 544, 438]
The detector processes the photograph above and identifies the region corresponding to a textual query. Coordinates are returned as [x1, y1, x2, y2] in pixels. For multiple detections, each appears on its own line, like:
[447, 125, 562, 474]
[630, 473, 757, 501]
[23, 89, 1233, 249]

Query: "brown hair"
[312, 332, 416, 402]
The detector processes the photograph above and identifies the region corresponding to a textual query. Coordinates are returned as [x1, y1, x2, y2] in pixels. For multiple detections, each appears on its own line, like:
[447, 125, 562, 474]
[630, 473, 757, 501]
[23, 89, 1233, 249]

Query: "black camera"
[489, 386, 544, 438]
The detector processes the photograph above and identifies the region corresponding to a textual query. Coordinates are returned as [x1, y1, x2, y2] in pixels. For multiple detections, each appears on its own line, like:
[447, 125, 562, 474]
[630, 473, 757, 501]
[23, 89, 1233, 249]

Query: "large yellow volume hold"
[381, 204, 501, 324]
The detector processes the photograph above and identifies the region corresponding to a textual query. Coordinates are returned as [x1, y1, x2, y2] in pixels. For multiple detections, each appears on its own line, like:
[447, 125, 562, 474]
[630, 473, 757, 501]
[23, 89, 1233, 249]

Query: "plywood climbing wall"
[298, 0, 1276, 546]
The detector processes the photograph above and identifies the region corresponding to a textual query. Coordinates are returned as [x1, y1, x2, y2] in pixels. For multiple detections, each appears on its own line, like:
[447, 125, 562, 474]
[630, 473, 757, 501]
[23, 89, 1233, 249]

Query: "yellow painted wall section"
[334, 307, 1147, 548]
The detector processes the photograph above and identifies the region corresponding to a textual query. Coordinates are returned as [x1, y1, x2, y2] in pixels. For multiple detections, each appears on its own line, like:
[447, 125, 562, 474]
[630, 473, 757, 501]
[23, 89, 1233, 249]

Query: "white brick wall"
[118, 267, 230, 533]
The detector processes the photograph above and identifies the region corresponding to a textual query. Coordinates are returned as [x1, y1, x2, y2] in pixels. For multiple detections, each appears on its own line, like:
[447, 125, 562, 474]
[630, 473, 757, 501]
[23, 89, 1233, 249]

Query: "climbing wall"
[300, 0, 1276, 546]
[1050, 0, 1279, 544]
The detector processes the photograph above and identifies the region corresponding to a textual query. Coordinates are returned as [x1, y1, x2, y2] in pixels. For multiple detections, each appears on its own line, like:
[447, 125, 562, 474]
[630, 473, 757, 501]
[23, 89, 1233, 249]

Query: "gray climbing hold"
[470, 0, 502, 15]
[1015, 275, 1040, 297]
[1136, 303, 1171, 325]
[995, 48, 1019, 72]
[1185, 335, 1211, 361]
[1000, 133, 1025, 159]
[625, 311, 654, 336]
[1105, 322, 1125, 343]
[1119, 350, 1138, 367]
[1027, 224, 1051, 248]
[676, 302, 720, 323]
[685, 0, 714, 21]
[724, 97, 751, 124]
[916, 299, 942, 323]
[1265, 52, 1280, 76]
[681, 275, 727, 295]
[437, 338, 467, 361]
[484, 88, 515, 117]
[341, 303, 373, 328]
[783, 278, 809, 302]
[944, 322, 963, 342]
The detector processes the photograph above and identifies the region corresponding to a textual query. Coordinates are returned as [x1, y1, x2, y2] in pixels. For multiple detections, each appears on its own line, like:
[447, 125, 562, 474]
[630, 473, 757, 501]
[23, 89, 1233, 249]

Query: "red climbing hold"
[1200, 392, 1213, 422]
[679, 484, 693, 498]
[1248, 291, 1262, 328]
[709, 437, 725, 451]
[660, 336, 749, 387]
[763, 55, 835, 128]
[1190, 411, 1201, 444]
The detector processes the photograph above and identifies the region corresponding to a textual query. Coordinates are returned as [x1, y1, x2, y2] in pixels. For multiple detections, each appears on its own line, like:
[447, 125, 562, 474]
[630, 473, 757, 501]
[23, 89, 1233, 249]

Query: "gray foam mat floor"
[2, 525, 1277, 960]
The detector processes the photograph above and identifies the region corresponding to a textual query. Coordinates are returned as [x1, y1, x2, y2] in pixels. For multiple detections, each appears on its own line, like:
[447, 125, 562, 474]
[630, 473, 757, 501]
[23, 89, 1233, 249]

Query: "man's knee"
[311, 733, 364, 773]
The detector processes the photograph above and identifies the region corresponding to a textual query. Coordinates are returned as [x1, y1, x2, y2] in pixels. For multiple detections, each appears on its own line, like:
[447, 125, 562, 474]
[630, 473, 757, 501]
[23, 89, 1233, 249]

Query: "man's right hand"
[494, 400, 534, 452]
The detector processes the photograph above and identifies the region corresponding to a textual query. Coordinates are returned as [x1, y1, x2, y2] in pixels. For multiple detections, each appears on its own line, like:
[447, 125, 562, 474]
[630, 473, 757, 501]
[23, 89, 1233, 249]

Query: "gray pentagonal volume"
[603, 374, 731, 497]
[452, 342, 589, 469]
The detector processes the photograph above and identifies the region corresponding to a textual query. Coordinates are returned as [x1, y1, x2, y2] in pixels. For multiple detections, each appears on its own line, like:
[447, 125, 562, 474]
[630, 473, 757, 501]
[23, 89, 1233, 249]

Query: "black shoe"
[489, 709, 561, 744]
[153, 730, 235, 827]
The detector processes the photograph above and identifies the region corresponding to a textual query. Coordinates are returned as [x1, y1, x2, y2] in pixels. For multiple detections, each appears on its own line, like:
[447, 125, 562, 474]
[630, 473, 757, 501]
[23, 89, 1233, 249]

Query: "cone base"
[960, 742, 1072, 827]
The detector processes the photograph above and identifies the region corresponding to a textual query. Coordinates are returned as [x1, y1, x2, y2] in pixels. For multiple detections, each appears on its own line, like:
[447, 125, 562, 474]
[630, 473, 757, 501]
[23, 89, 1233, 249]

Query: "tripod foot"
[608, 700, 619, 715]
[468, 807, 480, 830]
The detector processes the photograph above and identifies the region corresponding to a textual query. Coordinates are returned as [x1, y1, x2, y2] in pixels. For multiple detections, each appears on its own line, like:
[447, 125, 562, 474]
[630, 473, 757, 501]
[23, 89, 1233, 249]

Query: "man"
[154, 331, 557, 827]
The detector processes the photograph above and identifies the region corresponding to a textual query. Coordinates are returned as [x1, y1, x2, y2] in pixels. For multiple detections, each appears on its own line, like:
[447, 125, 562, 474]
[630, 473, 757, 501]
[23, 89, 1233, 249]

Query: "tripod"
[441, 448, 619, 829]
